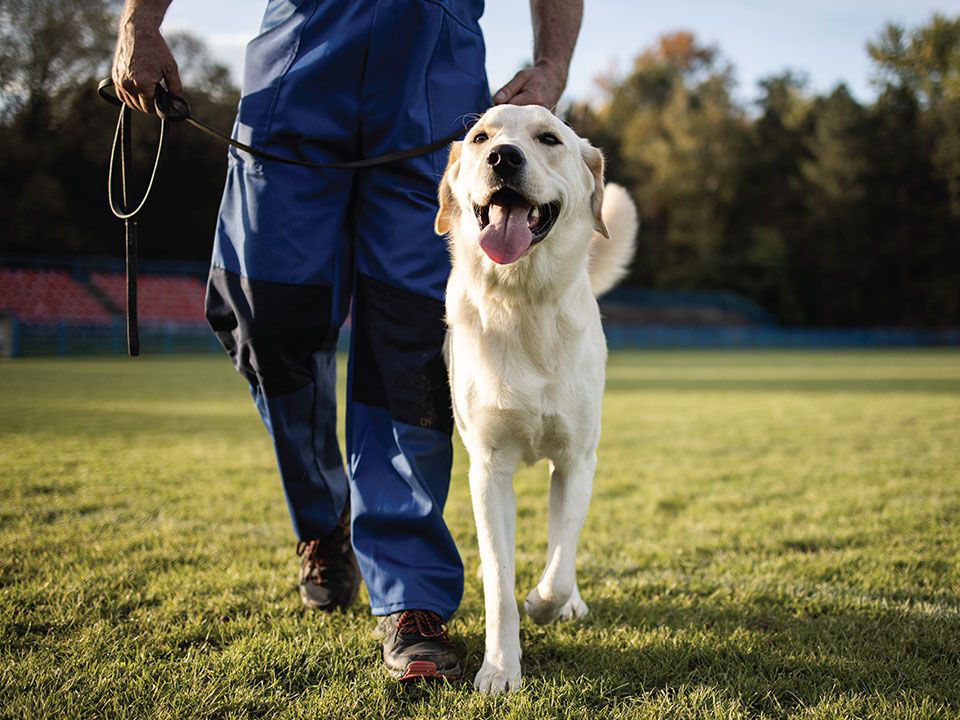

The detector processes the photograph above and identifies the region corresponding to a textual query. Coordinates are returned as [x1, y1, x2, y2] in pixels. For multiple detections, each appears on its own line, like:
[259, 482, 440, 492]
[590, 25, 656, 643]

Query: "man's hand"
[111, 2, 181, 114]
[493, 62, 566, 109]
[494, 0, 582, 110]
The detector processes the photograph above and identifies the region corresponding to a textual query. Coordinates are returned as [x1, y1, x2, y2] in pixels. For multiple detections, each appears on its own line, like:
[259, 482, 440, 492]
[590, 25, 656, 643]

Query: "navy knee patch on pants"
[206, 266, 337, 397]
[351, 273, 452, 435]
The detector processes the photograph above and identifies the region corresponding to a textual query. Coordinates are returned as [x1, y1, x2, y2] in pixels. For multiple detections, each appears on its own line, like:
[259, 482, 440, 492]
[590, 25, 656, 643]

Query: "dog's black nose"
[487, 144, 525, 180]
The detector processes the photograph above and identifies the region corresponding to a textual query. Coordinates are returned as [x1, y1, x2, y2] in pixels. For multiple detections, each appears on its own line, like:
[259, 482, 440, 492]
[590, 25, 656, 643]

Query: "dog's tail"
[588, 183, 638, 296]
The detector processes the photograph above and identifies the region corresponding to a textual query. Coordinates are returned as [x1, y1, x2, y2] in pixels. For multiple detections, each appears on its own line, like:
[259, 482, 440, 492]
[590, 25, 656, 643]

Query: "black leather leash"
[98, 78, 471, 356]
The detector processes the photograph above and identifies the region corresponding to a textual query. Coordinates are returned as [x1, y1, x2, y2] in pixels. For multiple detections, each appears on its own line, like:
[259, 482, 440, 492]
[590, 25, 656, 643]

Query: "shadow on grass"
[515, 593, 960, 714]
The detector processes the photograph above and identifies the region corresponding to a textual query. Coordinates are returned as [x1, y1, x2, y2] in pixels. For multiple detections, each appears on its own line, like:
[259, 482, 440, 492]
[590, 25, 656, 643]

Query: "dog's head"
[436, 105, 607, 287]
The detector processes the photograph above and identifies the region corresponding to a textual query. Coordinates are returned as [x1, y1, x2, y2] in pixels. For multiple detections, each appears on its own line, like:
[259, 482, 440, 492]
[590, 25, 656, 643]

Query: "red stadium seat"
[0, 270, 113, 324]
[91, 272, 206, 325]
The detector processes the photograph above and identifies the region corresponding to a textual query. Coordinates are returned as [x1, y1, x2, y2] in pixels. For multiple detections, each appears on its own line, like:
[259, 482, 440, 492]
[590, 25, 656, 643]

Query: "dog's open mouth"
[474, 188, 560, 265]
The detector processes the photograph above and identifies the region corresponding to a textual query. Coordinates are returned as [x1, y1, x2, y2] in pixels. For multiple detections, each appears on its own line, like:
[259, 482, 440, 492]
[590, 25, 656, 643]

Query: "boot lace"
[297, 532, 348, 585]
[396, 610, 450, 641]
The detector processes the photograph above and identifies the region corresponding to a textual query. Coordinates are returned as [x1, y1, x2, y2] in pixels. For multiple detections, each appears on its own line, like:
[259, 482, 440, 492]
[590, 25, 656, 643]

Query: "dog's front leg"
[525, 453, 596, 624]
[469, 448, 522, 694]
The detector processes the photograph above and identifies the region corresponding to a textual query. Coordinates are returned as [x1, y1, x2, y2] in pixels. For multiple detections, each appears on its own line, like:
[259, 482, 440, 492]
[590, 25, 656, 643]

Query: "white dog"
[434, 104, 638, 694]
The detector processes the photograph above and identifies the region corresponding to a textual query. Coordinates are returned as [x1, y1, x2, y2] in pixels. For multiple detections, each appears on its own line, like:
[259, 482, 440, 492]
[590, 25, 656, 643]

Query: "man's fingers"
[114, 85, 132, 109]
[118, 78, 147, 113]
[509, 89, 546, 108]
[493, 70, 532, 105]
[493, 66, 564, 109]
[162, 64, 183, 97]
[117, 85, 141, 113]
[504, 77, 547, 107]
[134, 80, 157, 113]
[133, 90, 151, 114]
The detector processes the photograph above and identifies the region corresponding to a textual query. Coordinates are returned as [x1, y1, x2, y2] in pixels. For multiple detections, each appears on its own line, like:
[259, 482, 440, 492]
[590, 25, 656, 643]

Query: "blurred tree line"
[0, 2, 957, 327]
[568, 17, 960, 327]
[0, 0, 239, 268]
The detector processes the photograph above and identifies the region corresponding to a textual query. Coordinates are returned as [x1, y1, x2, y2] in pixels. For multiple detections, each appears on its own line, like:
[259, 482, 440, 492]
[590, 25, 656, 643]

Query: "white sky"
[163, 0, 958, 106]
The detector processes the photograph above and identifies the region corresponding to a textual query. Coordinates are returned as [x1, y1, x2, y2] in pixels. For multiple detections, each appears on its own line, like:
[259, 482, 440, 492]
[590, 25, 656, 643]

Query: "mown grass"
[1, 351, 959, 719]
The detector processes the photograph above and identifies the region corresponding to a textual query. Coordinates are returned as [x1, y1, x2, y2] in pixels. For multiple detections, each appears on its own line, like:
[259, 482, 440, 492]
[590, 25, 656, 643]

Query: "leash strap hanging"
[120, 106, 139, 356]
[105, 89, 168, 356]
[109, 103, 166, 356]
[99, 78, 470, 357]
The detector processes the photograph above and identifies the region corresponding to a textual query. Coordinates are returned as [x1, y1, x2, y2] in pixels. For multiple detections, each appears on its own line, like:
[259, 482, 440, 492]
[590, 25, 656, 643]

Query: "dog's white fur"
[435, 104, 638, 694]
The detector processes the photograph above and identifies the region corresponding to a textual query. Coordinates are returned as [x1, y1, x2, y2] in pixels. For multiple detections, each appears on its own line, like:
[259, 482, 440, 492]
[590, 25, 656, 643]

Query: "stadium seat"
[91, 272, 207, 325]
[0, 269, 113, 324]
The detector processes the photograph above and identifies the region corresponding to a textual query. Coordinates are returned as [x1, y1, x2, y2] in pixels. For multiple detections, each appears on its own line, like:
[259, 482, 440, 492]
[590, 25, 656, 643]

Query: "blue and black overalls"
[204, 0, 489, 621]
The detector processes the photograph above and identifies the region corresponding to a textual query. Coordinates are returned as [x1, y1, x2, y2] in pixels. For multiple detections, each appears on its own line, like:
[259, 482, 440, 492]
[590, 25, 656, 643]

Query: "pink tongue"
[479, 200, 533, 265]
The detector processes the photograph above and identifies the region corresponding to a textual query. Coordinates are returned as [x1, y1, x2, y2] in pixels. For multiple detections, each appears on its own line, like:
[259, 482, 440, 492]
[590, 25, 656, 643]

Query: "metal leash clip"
[97, 77, 186, 116]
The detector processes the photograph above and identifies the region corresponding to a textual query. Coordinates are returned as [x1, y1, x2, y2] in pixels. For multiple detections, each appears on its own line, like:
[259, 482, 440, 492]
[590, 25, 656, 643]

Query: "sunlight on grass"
[1, 351, 959, 719]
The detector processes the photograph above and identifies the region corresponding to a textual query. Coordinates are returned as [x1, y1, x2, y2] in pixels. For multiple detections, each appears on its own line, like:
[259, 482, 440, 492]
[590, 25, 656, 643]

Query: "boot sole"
[391, 660, 463, 683]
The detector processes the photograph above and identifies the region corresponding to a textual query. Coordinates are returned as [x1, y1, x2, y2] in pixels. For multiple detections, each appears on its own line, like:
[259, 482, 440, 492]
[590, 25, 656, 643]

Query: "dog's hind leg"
[470, 448, 523, 694]
[525, 454, 595, 625]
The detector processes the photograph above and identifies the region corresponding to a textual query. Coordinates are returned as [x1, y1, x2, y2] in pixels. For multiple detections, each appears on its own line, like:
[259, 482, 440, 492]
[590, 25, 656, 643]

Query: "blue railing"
[11, 321, 221, 356]
[5, 319, 360, 356]
[600, 287, 780, 326]
[5, 319, 958, 357]
[604, 324, 960, 349]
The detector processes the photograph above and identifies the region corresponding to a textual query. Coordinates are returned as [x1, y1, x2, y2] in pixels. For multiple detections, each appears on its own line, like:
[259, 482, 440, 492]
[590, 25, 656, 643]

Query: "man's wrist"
[120, 10, 163, 32]
[119, 2, 167, 32]
[534, 59, 568, 88]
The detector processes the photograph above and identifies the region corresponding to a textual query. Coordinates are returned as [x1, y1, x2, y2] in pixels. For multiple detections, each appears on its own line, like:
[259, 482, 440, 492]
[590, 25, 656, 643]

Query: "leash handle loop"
[97, 77, 189, 121]
[106, 104, 165, 221]
[97, 77, 124, 107]
[154, 84, 191, 123]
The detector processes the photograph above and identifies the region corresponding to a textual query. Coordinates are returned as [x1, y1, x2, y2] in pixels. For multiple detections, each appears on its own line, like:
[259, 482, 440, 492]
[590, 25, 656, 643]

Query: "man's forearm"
[112, 0, 180, 112]
[118, 0, 173, 30]
[530, 0, 583, 87]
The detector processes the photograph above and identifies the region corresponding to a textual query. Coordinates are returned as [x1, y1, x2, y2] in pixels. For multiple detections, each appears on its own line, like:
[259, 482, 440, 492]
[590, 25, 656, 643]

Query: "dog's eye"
[472, 132, 488, 144]
[538, 133, 561, 146]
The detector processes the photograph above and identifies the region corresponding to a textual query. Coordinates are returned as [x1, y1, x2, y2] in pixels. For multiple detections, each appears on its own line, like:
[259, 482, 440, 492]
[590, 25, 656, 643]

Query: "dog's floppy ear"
[435, 141, 463, 236]
[581, 142, 609, 239]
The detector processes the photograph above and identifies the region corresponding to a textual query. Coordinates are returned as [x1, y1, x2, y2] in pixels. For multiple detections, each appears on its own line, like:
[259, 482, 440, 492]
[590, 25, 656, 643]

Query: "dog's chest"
[448, 311, 589, 461]
[455, 385, 575, 463]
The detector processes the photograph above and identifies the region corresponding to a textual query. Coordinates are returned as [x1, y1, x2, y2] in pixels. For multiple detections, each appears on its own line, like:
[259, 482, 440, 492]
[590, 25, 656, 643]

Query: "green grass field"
[2, 351, 959, 719]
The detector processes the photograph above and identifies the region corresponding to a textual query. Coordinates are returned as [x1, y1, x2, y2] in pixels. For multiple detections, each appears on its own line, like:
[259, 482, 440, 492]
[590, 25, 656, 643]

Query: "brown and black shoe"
[376, 609, 462, 682]
[296, 504, 361, 611]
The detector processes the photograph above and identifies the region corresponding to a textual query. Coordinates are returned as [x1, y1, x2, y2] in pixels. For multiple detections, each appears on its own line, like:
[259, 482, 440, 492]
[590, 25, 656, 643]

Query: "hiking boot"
[376, 609, 462, 682]
[297, 504, 361, 611]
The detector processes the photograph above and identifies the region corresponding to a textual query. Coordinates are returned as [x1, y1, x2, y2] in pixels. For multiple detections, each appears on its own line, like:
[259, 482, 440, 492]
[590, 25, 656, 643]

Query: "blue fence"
[604, 324, 960, 349]
[6, 319, 360, 357]
[601, 287, 780, 326]
[10, 321, 221, 357]
[6, 319, 958, 357]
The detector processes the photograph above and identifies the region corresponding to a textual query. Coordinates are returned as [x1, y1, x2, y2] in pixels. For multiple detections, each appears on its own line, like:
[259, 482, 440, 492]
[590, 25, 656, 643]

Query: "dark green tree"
[569, 18, 960, 327]
[0, 0, 240, 262]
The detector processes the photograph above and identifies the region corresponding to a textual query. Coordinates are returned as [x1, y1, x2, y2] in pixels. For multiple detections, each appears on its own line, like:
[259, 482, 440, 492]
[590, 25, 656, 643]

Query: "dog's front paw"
[526, 585, 589, 623]
[524, 587, 566, 625]
[474, 660, 522, 695]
